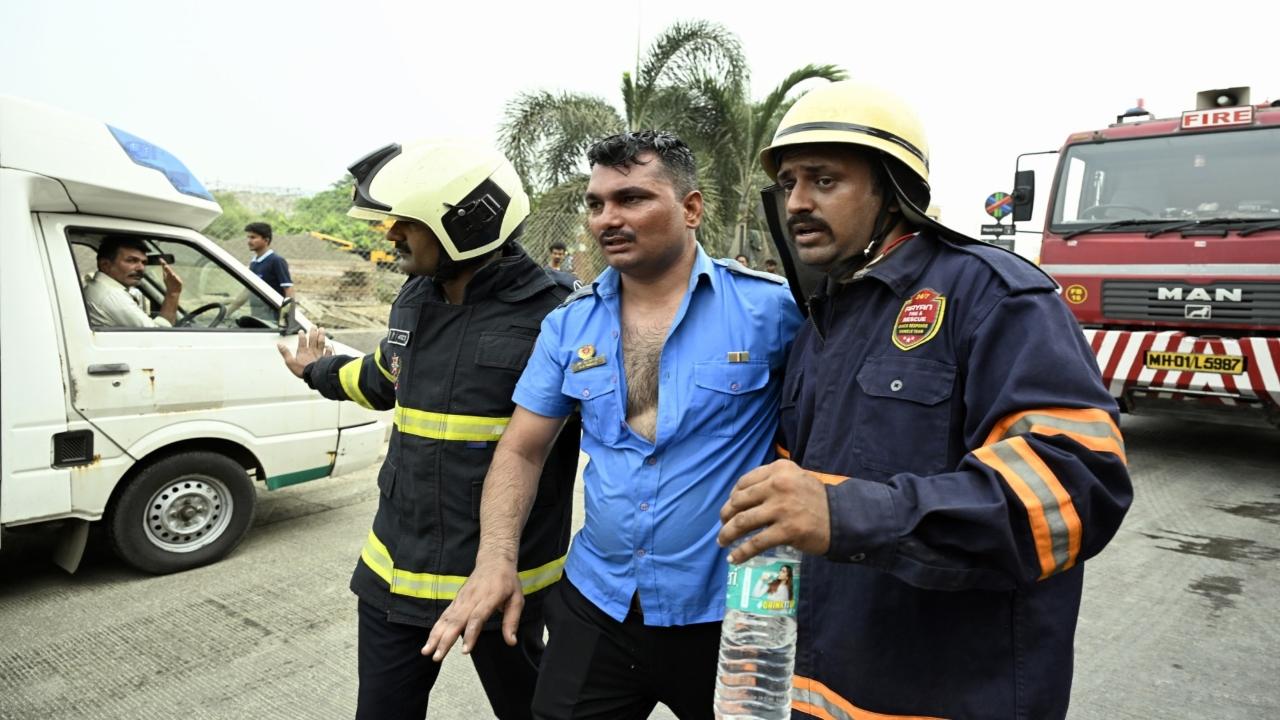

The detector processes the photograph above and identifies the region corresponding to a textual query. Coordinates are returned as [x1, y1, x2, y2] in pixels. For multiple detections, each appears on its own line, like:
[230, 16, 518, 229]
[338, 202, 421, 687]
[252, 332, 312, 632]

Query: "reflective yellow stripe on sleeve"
[393, 404, 510, 442]
[338, 357, 375, 410]
[360, 530, 565, 599]
[373, 346, 395, 384]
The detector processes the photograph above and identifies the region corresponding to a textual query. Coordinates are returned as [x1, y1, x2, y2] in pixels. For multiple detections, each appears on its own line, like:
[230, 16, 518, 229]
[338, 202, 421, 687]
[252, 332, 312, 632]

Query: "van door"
[0, 177, 74, 532]
[40, 213, 342, 502]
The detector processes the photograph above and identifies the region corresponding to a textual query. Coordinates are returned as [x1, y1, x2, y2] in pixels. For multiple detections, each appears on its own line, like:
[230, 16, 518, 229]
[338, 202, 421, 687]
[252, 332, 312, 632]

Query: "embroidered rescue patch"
[390, 354, 401, 379]
[892, 288, 946, 351]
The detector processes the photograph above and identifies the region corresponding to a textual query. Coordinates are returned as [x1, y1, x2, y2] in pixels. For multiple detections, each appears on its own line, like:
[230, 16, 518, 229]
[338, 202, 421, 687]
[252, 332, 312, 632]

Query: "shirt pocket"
[561, 370, 621, 444]
[475, 331, 536, 373]
[691, 361, 772, 437]
[853, 356, 956, 475]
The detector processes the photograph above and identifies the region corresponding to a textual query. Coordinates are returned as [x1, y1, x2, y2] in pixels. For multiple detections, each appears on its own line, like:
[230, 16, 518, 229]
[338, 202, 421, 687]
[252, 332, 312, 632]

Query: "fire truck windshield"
[1050, 126, 1280, 233]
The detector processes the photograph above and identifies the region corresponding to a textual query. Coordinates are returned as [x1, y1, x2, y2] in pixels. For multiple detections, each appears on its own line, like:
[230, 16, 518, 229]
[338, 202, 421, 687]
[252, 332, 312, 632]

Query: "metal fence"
[210, 211, 597, 330]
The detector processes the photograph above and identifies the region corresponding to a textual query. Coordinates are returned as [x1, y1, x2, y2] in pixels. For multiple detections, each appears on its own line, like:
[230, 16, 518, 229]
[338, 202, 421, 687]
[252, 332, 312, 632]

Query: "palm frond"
[500, 91, 624, 192]
[750, 64, 847, 155]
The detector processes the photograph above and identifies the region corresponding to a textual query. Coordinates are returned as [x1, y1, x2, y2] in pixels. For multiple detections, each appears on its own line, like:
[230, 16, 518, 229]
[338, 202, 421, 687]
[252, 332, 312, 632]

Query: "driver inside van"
[84, 235, 184, 328]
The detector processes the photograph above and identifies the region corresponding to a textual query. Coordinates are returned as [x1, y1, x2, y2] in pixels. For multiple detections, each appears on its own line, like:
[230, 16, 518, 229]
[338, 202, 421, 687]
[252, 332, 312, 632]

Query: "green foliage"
[205, 178, 386, 249]
[287, 178, 386, 249]
[204, 191, 255, 241]
[501, 19, 846, 257]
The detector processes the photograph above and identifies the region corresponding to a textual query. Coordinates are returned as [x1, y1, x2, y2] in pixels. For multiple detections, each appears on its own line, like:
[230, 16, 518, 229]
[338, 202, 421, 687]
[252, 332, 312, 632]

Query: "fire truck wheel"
[106, 451, 256, 575]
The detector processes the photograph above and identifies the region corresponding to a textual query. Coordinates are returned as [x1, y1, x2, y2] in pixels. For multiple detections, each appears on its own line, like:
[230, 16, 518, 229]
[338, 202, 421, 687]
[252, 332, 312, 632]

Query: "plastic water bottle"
[713, 543, 801, 720]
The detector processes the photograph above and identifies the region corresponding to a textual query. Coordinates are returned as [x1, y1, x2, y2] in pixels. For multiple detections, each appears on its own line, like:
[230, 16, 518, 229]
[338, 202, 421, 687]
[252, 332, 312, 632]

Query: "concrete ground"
[1, 414, 1277, 719]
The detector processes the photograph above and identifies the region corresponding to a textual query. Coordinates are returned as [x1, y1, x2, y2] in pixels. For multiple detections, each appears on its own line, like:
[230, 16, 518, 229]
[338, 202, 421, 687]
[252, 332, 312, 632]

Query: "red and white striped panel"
[1082, 329, 1280, 412]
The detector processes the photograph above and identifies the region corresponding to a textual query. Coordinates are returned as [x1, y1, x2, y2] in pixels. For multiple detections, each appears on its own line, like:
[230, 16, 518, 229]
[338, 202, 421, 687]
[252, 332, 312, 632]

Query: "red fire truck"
[1012, 87, 1280, 428]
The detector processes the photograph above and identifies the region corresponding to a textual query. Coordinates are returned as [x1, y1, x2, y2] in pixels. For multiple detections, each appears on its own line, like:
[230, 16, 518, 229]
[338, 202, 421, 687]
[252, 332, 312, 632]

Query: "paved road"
[1, 414, 1277, 719]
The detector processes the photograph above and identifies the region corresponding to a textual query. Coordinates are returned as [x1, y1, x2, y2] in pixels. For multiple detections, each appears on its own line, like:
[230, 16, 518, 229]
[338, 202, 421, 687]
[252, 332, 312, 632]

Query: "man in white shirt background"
[84, 235, 184, 328]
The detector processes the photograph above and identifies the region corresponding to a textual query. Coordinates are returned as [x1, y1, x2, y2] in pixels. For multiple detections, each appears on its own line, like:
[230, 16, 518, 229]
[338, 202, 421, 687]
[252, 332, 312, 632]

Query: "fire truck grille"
[1102, 281, 1280, 325]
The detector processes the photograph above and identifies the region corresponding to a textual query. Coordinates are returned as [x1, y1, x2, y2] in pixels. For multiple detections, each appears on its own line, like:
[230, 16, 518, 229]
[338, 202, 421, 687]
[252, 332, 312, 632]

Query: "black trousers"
[531, 579, 722, 720]
[356, 599, 544, 720]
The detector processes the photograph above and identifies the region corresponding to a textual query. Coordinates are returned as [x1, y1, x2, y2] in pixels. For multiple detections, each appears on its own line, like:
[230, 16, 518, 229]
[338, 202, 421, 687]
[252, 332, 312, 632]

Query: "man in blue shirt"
[425, 131, 802, 719]
[245, 221, 293, 298]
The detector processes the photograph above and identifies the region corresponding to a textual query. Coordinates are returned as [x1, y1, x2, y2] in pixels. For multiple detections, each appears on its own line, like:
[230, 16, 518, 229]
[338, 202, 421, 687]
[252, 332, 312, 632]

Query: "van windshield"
[72, 230, 277, 330]
[1050, 127, 1280, 231]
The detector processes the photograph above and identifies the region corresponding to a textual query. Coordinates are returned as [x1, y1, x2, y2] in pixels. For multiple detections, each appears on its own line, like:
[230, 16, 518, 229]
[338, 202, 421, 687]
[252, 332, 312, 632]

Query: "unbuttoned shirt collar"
[590, 241, 719, 302]
[250, 249, 276, 261]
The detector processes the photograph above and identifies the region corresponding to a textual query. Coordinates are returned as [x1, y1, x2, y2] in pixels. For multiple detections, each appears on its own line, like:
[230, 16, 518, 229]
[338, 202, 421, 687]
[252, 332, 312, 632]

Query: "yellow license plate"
[1143, 351, 1247, 375]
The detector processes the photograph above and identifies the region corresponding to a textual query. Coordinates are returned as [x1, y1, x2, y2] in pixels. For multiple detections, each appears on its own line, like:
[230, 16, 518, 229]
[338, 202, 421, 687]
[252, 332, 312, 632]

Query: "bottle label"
[725, 558, 799, 617]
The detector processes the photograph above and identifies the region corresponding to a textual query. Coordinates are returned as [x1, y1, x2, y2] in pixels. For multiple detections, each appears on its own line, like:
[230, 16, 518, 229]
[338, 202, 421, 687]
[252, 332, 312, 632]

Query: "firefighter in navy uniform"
[718, 81, 1133, 719]
[278, 139, 579, 720]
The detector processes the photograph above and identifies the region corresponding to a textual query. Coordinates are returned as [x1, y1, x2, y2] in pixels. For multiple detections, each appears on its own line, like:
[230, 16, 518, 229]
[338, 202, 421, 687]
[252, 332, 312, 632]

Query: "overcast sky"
[2, 0, 1273, 239]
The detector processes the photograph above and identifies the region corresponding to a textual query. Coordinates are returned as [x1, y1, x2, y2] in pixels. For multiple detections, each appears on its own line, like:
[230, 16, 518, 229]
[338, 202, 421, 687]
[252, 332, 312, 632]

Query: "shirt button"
[640, 502, 649, 511]
[581, 389, 591, 398]
[889, 379, 903, 392]
[636, 548, 646, 557]
[850, 552, 866, 562]
[612, 330, 619, 338]
[645, 456, 657, 466]
[730, 382, 740, 391]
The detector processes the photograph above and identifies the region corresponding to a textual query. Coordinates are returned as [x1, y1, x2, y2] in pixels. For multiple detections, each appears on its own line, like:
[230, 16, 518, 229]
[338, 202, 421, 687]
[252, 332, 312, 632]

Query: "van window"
[71, 229, 277, 331]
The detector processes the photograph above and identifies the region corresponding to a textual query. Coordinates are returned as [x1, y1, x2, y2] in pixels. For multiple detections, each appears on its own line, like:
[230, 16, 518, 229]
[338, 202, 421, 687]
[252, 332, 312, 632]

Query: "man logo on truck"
[1156, 286, 1243, 302]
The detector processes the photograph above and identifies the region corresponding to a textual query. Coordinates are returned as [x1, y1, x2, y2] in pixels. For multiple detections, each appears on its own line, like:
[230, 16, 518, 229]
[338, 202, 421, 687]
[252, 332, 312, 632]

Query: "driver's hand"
[277, 327, 329, 379]
[159, 260, 183, 297]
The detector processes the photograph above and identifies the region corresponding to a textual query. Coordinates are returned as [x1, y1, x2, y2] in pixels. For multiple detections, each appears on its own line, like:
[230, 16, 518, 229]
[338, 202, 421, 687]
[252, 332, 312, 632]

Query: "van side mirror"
[1012, 170, 1036, 222]
[278, 298, 303, 336]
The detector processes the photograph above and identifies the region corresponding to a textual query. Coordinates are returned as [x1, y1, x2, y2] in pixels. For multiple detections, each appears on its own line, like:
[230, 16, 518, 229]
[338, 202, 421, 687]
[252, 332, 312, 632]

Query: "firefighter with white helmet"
[280, 138, 579, 720]
[719, 80, 1132, 719]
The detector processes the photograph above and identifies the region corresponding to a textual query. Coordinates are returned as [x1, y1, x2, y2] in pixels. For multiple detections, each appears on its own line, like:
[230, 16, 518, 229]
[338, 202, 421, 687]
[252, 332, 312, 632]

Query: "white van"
[0, 96, 387, 574]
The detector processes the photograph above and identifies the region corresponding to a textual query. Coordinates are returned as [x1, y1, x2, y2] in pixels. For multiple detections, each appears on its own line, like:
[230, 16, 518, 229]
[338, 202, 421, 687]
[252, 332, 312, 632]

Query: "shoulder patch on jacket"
[714, 257, 787, 285]
[942, 237, 1058, 294]
[558, 283, 596, 308]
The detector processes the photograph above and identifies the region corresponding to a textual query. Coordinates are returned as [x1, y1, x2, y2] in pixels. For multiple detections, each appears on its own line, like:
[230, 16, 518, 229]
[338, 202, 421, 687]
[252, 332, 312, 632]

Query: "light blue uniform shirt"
[513, 244, 803, 626]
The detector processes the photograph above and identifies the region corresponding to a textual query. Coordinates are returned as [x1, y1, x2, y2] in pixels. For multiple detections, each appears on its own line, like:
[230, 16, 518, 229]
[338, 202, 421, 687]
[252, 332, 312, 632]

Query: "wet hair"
[549, 241, 567, 252]
[586, 130, 697, 199]
[97, 235, 149, 262]
[245, 221, 273, 241]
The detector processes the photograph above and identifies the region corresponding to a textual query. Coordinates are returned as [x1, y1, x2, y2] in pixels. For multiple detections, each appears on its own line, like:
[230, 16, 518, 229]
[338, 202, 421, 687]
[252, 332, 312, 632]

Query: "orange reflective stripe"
[793, 675, 948, 720]
[985, 407, 1127, 464]
[1009, 438, 1082, 573]
[810, 471, 846, 486]
[973, 437, 1082, 579]
[774, 445, 844, 485]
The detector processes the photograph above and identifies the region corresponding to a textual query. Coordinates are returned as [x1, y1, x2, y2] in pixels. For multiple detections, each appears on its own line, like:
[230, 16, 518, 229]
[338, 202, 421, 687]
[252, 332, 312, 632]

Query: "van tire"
[107, 451, 256, 574]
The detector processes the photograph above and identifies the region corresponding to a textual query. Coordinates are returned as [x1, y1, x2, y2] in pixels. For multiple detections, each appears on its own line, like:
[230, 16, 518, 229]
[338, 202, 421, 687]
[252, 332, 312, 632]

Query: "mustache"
[787, 212, 831, 235]
[598, 229, 636, 243]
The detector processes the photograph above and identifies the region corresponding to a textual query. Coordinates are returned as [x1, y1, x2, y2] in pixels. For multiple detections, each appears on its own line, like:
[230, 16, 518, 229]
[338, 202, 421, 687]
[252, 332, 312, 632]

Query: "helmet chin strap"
[829, 190, 900, 283]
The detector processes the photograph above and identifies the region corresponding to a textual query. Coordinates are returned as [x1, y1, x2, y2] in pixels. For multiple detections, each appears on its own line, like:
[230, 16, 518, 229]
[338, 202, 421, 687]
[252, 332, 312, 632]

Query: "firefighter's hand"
[277, 327, 331, 378]
[718, 459, 831, 563]
[423, 558, 523, 662]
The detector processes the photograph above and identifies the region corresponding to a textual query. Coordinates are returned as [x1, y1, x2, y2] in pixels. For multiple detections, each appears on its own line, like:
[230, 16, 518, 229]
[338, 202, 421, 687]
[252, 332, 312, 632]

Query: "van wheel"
[107, 451, 256, 574]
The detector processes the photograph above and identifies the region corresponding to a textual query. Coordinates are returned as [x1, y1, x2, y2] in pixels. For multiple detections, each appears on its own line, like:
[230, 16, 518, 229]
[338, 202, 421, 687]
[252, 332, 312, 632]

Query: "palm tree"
[501, 20, 844, 258]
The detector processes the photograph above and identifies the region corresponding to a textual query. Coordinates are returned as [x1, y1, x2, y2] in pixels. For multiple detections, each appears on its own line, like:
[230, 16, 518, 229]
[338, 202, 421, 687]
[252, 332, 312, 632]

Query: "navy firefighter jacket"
[305, 244, 580, 628]
[779, 231, 1132, 720]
